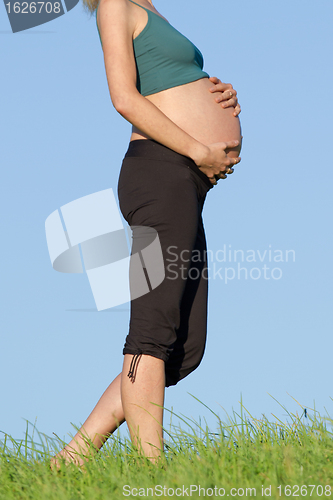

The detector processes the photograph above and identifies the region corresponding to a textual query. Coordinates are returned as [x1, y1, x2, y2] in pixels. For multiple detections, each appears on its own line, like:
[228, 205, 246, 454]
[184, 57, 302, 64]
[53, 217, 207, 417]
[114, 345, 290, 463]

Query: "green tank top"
[96, 0, 210, 96]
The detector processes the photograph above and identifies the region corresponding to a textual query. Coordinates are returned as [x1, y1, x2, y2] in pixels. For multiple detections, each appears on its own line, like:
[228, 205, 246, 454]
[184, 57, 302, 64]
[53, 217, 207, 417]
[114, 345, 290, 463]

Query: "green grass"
[1, 396, 332, 499]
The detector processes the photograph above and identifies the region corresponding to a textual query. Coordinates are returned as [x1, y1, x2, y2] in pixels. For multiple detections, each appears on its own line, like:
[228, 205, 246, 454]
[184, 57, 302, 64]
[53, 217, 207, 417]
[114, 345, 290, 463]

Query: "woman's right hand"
[194, 140, 241, 185]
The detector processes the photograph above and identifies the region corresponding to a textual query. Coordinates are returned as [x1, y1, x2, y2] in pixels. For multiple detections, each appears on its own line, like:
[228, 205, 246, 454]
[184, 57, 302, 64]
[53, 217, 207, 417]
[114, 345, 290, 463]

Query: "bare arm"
[97, 0, 240, 181]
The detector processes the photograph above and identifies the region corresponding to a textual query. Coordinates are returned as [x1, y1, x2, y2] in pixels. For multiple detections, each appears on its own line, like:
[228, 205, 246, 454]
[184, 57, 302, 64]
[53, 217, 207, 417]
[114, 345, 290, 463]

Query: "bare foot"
[50, 447, 86, 471]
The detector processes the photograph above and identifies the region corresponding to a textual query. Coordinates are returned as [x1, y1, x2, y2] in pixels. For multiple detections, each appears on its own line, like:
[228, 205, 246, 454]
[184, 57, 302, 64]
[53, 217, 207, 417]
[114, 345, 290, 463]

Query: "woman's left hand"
[208, 77, 241, 117]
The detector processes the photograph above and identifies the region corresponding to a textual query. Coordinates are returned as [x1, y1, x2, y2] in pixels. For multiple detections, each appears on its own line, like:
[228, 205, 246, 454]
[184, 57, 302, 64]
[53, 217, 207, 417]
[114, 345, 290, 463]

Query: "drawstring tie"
[127, 352, 142, 382]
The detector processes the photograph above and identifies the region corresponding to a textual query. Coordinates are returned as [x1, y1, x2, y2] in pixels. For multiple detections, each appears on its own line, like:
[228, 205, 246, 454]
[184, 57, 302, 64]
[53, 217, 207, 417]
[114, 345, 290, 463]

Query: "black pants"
[117, 139, 213, 387]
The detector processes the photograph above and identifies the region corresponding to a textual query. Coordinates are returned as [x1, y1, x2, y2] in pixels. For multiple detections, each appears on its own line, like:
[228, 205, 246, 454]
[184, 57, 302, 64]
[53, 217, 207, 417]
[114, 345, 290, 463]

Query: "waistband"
[124, 139, 212, 190]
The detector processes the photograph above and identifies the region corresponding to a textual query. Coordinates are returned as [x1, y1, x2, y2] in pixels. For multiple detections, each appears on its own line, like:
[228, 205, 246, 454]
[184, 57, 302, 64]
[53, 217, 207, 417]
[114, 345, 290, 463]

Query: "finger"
[212, 84, 237, 97]
[220, 98, 238, 109]
[215, 90, 237, 103]
[215, 94, 234, 103]
[222, 167, 234, 175]
[219, 83, 232, 90]
[211, 85, 233, 95]
[225, 89, 237, 98]
[222, 90, 237, 101]
[209, 81, 232, 93]
[208, 76, 220, 90]
[208, 175, 217, 185]
[222, 140, 240, 150]
[224, 157, 241, 168]
[233, 104, 241, 116]
[232, 157, 241, 165]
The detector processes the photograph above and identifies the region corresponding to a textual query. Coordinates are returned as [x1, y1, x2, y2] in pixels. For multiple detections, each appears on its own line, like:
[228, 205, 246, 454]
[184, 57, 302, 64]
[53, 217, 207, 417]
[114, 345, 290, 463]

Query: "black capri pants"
[117, 139, 213, 387]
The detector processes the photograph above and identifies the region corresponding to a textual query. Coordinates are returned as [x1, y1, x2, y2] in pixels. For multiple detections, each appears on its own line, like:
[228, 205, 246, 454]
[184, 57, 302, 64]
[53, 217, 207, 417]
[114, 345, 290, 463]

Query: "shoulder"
[97, 0, 135, 35]
[97, 0, 129, 16]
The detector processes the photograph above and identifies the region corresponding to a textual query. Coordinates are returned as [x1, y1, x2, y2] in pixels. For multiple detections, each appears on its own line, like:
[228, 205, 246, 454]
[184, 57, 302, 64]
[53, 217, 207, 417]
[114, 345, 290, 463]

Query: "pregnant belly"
[131, 77, 242, 158]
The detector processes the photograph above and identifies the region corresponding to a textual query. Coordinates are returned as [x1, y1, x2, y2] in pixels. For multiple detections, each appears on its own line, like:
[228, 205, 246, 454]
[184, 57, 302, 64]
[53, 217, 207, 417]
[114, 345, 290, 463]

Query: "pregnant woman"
[52, 0, 242, 467]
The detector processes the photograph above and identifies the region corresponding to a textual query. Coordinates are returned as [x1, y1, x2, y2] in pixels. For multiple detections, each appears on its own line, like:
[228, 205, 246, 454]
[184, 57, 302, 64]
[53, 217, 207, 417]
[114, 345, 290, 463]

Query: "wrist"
[189, 142, 209, 167]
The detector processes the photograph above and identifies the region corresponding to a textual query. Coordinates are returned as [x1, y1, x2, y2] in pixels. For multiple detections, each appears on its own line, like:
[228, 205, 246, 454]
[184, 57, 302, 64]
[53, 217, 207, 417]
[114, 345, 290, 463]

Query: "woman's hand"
[208, 77, 241, 117]
[194, 140, 241, 185]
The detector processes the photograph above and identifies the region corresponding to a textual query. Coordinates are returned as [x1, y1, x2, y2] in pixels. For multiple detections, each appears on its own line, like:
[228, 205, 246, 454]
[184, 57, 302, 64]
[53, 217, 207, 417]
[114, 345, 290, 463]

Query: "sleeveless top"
[96, 0, 210, 96]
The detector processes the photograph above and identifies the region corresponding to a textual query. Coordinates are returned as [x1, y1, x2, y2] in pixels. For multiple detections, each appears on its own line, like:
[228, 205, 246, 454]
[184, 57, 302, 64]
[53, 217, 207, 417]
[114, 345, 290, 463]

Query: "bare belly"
[130, 77, 242, 158]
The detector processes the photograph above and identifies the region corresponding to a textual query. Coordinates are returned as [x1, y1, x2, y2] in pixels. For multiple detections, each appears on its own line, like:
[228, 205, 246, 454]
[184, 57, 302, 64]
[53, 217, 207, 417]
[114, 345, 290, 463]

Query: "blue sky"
[1, 0, 332, 447]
